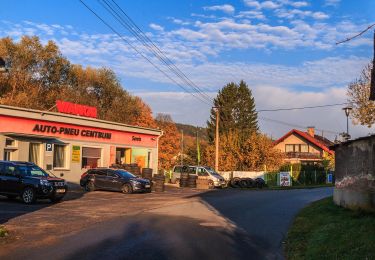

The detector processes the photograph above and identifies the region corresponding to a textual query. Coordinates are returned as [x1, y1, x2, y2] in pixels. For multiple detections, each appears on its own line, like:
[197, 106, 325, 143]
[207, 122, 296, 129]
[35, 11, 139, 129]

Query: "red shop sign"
[56, 100, 97, 118]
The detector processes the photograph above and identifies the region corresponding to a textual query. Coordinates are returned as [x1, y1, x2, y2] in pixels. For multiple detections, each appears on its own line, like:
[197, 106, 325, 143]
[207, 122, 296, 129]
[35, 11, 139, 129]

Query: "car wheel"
[122, 183, 133, 194]
[21, 187, 36, 204]
[85, 181, 95, 192]
[50, 196, 63, 203]
[208, 179, 214, 189]
[6, 195, 17, 200]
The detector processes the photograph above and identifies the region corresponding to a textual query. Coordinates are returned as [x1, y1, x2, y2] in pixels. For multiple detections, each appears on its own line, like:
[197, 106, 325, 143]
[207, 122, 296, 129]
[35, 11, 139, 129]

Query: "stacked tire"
[152, 174, 165, 192]
[130, 163, 141, 177]
[188, 175, 197, 188]
[230, 177, 266, 188]
[179, 172, 189, 187]
[142, 168, 153, 181]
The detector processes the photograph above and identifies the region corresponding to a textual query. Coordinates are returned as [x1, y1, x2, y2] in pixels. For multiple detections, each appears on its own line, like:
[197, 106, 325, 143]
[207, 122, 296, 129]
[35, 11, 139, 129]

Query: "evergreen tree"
[207, 80, 258, 142]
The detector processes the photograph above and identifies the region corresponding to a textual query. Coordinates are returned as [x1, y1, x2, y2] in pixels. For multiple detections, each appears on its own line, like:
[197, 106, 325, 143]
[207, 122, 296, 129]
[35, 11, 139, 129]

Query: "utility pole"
[181, 130, 184, 166]
[214, 107, 219, 172]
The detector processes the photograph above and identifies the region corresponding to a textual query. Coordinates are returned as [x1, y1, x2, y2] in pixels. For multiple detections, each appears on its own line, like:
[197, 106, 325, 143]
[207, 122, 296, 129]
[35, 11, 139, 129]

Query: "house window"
[53, 144, 66, 168]
[285, 144, 308, 153]
[82, 147, 101, 169]
[29, 143, 40, 165]
[300, 144, 308, 153]
[285, 144, 294, 152]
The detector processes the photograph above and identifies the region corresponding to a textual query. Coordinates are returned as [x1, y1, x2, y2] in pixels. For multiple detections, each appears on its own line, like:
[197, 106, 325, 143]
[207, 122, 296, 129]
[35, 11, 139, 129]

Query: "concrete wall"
[333, 136, 375, 212]
[220, 171, 264, 181]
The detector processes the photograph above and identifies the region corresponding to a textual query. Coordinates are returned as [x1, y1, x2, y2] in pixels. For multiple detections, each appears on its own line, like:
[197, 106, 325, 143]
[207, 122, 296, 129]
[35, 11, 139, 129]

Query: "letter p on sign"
[46, 143, 53, 152]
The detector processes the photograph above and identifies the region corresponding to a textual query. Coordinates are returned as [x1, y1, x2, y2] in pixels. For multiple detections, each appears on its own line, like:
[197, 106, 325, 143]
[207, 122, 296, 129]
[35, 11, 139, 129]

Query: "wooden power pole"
[214, 107, 219, 172]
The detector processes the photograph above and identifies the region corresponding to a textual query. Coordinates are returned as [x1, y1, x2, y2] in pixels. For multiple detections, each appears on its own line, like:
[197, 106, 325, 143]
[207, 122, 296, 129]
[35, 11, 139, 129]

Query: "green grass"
[286, 197, 375, 259]
[267, 184, 334, 190]
[0, 226, 8, 238]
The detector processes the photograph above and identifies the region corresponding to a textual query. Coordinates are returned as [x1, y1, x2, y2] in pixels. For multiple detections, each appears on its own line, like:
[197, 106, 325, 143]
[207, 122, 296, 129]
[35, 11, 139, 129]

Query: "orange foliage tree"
[0, 36, 155, 128]
[155, 114, 180, 170]
[204, 130, 283, 171]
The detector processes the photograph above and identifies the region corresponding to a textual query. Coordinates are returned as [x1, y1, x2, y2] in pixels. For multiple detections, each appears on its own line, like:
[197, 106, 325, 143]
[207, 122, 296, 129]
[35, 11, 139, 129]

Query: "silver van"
[171, 165, 225, 188]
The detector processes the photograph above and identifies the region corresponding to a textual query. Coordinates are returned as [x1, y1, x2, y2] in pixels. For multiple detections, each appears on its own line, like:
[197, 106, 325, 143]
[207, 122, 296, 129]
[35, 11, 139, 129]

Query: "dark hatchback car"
[0, 161, 68, 204]
[80, 168, 151, 194]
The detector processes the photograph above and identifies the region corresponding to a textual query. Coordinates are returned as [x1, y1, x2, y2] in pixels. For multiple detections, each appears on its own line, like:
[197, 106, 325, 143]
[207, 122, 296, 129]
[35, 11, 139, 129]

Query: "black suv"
[0, 161, 68, 204]
[80, 168, 151, 194]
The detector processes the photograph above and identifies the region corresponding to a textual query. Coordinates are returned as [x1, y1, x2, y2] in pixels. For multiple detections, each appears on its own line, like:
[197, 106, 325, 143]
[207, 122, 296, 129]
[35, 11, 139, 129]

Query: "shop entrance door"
[115, 148, 131, 164]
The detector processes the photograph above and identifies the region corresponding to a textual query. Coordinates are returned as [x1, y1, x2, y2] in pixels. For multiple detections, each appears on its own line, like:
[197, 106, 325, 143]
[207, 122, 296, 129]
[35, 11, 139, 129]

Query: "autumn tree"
[0, 36, 155, 128]
[204, 130, 283, 171]
[347, 63, 375, 127]
[155, 114, 180, 170]
[207, 80, 258, 142]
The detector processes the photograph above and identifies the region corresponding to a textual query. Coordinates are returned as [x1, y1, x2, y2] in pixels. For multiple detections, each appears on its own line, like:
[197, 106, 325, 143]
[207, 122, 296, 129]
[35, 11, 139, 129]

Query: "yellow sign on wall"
[72, 145, 81, 162]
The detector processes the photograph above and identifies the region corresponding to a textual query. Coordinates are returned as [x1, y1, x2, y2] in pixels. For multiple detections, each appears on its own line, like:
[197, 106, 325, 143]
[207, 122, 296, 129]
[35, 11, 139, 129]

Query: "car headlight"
[40, 179, 51, 186]
[131, 180, 141, 185]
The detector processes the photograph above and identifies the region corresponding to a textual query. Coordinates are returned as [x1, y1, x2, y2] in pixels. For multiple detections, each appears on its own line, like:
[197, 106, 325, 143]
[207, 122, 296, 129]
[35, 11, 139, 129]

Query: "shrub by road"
[286, 197, 375, 259]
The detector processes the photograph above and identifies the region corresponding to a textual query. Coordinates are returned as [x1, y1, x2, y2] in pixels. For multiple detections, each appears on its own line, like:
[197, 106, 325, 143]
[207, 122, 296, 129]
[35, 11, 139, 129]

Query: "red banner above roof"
[56, 100, 97, 118]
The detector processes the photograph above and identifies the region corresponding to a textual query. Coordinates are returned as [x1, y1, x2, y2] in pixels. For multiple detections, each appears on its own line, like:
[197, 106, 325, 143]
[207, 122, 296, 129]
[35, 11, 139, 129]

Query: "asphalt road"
[1, 187, 332, 260]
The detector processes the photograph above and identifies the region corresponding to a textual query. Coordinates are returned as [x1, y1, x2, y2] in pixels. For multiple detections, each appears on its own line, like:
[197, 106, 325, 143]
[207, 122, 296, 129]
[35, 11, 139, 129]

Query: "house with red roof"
[273, 127, 334, 165]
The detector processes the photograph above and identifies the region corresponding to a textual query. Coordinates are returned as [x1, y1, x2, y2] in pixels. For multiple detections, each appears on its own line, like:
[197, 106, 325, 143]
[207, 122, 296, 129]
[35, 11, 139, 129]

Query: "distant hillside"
[175, 123, 208, 141]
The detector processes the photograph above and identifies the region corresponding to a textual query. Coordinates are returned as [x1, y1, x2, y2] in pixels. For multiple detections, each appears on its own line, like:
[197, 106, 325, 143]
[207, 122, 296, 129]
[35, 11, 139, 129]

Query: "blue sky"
[1, 0, 374, 139]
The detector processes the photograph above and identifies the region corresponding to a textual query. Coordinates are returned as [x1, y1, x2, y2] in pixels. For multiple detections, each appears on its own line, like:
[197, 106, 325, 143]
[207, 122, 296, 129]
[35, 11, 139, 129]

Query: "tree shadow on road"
[63, 214, 269, 260]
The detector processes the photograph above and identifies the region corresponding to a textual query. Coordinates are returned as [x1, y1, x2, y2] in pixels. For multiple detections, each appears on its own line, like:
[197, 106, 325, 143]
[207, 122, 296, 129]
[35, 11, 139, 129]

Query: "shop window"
[3, 150, 12, 161]
[82, 147, 101, 169]
[29, 143, 40, 165]
[5, 139, 15, 147]
[53, 144, 66, 168]
[115, 148, 131, 164]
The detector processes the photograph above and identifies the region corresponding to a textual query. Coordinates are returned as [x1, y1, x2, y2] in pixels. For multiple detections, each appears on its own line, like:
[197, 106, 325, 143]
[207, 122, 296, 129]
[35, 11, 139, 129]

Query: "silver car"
[171, 165, 225, 188]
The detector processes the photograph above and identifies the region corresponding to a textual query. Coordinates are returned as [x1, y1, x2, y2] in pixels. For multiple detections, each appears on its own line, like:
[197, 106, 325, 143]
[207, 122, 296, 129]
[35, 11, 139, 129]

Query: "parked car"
[0, 161, 68, 204]
[171, 165, 226, 188]
[80, 168, 151, 194]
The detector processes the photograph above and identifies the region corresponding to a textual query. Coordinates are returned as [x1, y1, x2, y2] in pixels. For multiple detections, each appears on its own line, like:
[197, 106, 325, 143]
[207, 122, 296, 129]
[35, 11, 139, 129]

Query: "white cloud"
[203, 4, 235, 14]
[244, 0, 280, 9]
[289, 1, 309, 8]
[325, 0, 341, 6]
[149, 23, 164, 31]
[236, 10, 266, 20]
[275, 9, 329, 20]
[311, 11, 330, 20]
[261, 1, 281, 9]
[243, 0, 262, 9]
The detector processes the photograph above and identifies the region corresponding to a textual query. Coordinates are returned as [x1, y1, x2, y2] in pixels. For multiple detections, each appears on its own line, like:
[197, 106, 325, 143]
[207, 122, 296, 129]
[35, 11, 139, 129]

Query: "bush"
[0, 226, 8, 237]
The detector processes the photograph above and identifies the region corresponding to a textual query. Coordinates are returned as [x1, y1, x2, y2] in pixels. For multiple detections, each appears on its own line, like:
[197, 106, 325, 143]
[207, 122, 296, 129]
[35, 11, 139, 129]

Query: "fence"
[264, 170, 334, 187]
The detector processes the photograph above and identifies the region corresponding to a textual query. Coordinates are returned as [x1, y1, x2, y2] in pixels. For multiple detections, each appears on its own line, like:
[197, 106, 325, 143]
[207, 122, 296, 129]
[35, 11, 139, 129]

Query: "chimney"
[307, 126, 315, 138]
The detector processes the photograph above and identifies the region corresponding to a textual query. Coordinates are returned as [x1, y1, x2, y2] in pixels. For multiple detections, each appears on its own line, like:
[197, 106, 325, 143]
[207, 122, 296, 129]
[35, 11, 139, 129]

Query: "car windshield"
[204, 166, 221, 176]
[17, 165, 49, 177]
[115, 170, 136, 178]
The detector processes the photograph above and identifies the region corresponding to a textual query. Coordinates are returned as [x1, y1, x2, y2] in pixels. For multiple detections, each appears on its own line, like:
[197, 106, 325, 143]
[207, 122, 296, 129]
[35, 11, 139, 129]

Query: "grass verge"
[286, 197, 375, 259]
[0, 226, 8, 238]
[267, 184, 333, 190]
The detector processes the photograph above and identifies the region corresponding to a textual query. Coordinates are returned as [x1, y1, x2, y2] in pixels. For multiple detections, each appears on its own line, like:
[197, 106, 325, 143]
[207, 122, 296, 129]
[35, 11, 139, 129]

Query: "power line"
[103, 0, 213, 102]
[336, 23, 375, 45]
[79, 0, 212, 106]
[259, 116, 341, 135]
[256, 102, 349, 112]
